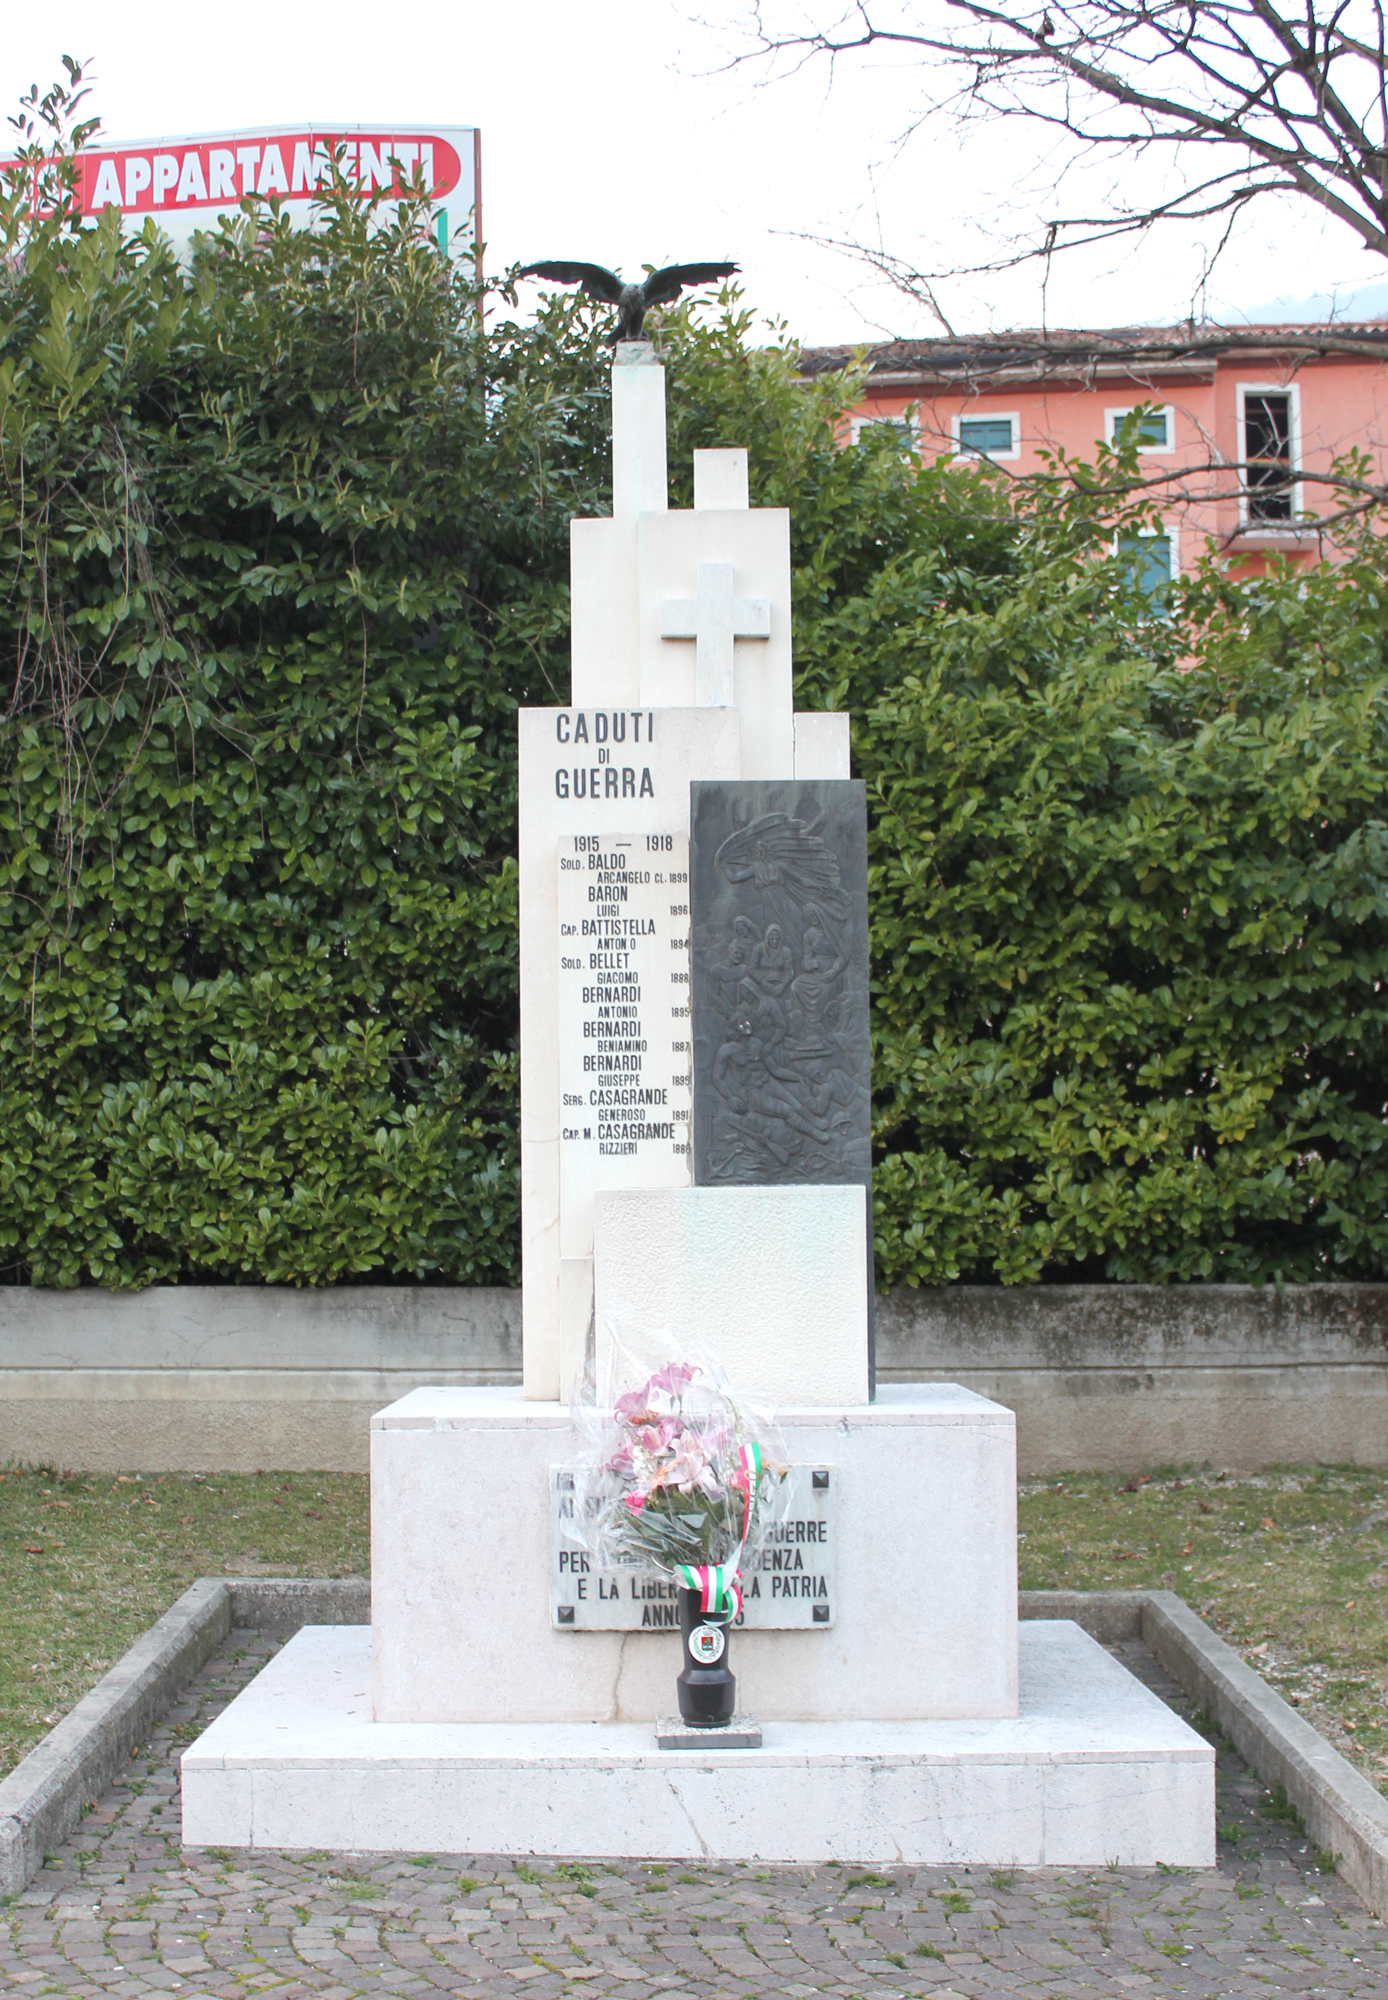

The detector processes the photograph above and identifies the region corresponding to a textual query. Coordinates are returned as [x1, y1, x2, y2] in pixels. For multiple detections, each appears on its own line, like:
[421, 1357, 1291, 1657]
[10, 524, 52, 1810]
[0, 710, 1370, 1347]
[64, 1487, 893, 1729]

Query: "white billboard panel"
[2, 123, 480, 261]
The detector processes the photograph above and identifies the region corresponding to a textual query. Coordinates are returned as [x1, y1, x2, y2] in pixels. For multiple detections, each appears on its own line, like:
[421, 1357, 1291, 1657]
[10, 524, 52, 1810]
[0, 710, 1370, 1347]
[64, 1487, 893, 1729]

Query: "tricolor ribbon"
[677, 1561, 743, 1620]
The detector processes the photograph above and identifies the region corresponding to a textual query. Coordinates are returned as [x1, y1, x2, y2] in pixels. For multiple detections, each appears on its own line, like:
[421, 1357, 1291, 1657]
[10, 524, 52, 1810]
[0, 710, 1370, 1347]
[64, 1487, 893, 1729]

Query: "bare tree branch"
[729, 2, 1388, 273]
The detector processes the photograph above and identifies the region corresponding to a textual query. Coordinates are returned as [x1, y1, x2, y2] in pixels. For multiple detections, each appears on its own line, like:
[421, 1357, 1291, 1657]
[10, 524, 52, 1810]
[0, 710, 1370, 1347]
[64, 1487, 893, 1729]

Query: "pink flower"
[667, 1440, 718, 1494]
[649, 1362, 697, 1397]
[616, 1364, 698, 1423]
[623, 1491, 647, 1514]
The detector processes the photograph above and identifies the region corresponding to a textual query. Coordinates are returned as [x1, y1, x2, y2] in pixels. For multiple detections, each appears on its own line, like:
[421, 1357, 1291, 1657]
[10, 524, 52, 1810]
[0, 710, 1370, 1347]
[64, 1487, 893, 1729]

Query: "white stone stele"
[368, 1385, 1018, 1725]
[593, 1186, 869, 1408]
[181, 1621, 1215, 1866]
[517, 701, 849, 1404]
[569, 349, 790, 746]
[518, 705, 740, 1403]
[523, 341, 852, 1402]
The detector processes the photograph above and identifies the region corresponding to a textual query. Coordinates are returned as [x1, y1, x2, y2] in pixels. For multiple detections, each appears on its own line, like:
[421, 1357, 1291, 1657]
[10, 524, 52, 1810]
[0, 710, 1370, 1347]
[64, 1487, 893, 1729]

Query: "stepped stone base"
[181, 1621, 1214, 1866]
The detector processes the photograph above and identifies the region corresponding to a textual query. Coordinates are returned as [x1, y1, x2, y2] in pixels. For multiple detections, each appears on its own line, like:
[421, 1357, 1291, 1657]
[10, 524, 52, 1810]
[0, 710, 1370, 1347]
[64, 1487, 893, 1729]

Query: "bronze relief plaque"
[690, 780, 871, 1195]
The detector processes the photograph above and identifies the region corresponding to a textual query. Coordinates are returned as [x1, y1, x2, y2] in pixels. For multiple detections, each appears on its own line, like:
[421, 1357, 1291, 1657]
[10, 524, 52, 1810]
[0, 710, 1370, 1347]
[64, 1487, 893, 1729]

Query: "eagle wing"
[641, 260, 740, 307]
[517, 261, 625, 305]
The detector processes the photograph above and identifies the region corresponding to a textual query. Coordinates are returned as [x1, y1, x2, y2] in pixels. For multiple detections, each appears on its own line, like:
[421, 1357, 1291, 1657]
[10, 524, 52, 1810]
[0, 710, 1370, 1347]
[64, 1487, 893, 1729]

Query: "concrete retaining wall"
[1, 1282, 1384, 1474]
[0, 1287, 519, 1473]
[877, 1283, 1388, 1473]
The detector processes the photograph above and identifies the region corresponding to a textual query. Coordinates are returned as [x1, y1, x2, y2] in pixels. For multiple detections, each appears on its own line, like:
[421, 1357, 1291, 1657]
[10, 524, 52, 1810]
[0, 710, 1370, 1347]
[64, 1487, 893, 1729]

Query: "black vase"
[676, 1586, 737, 1727]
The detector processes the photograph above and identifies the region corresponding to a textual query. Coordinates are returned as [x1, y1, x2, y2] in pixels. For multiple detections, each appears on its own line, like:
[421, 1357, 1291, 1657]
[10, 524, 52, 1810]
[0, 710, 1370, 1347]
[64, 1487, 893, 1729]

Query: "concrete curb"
[1017, 1589, 1147, 1644]
[224, 1576, 371, 1632]
[0, 1577, 369, 1896]
[3, 1580, 1383, 1910]
[1140, 1588, 1388, 1920]
[0, 1579, 232, 1896]
[1020, 1587, 1388, 1916]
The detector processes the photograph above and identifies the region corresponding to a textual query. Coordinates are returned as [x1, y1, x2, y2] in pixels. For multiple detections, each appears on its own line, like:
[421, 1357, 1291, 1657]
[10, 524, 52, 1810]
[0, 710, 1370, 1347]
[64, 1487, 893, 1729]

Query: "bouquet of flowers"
[568, 1351, 787, 1619]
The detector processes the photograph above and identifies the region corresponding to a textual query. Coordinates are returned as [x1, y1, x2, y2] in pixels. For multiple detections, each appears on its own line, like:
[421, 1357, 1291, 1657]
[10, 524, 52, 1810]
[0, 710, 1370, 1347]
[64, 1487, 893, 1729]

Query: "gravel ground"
[2, 1629, 1384, 1998]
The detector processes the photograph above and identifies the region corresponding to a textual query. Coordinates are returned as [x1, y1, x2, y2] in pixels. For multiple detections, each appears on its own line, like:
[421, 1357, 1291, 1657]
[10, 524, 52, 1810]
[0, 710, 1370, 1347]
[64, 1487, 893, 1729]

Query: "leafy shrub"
[852, 502, 1388, 1285]
[0, 174, 597, 1283]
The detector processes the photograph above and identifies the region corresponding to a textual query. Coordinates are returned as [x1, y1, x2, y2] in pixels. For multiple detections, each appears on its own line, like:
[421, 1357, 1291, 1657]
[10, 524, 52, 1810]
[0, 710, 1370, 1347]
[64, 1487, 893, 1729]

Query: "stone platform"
[181, 1621, 1214, 1866]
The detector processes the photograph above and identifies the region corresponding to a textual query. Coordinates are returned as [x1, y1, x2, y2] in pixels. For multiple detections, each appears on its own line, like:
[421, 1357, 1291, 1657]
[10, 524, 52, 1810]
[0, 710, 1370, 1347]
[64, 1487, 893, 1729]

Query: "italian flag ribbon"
[678, 1561, 743, 1621]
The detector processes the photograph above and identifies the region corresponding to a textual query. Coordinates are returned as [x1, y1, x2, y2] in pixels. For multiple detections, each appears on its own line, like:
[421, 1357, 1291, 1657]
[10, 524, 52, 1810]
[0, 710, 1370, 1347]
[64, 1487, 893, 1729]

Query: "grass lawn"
[1018, 1464, 1388, 1800]
[2, 1460, 1385, 1805]
[0, 1467, 368, 1781]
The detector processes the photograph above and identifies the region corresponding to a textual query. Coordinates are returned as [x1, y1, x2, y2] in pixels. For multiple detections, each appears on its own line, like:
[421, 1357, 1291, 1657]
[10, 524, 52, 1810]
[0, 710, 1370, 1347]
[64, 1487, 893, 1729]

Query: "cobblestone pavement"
[2, 1632, 1384, 1999]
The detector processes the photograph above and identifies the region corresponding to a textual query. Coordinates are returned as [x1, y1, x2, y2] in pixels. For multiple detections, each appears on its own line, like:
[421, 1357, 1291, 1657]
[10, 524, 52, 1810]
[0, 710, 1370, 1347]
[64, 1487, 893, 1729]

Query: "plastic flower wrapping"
[565, 1342, 790, 1618]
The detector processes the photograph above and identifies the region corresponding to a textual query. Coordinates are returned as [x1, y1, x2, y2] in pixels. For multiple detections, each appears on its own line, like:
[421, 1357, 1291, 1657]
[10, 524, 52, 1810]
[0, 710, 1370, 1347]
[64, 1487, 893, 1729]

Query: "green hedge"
[848, 538, 1388, 1284]
[3, 175, 1387, 1287]
[0, 194, 581, 1284]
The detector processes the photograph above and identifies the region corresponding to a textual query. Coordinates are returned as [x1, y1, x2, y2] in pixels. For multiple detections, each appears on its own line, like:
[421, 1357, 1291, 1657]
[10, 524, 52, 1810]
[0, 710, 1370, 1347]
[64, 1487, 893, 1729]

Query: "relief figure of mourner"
[788, 900, 846, 1048]
[709, 1005, 843, 1174]
[748, 923, 794, 1036]
[708, 935, 751, 1015]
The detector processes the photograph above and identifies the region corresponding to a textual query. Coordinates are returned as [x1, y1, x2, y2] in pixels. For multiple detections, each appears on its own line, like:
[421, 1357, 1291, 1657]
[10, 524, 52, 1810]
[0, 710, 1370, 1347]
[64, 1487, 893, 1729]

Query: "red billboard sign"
[2, 124, 480, 258]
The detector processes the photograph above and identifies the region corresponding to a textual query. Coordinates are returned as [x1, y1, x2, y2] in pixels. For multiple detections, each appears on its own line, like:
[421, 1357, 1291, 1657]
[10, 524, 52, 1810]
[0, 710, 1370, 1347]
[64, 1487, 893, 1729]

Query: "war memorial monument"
[179, 330, 1214, 1865]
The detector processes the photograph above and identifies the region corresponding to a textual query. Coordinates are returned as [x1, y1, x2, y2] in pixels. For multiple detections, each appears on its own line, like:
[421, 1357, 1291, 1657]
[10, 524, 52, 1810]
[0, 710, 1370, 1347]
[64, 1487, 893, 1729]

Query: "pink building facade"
[803, 325, 1388, 584]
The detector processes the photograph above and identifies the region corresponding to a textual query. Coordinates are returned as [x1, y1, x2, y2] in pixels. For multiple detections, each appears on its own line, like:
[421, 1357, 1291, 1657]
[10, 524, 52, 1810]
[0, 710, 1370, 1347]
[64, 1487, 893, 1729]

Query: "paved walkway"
[2, 1633, 1384, 1998]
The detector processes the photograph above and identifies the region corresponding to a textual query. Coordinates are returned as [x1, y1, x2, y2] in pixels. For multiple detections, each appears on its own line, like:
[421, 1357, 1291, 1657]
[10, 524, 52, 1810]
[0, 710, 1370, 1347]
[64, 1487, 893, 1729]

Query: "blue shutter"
[1119, 534, 1173, 610]
[957, 418, 1014, 456]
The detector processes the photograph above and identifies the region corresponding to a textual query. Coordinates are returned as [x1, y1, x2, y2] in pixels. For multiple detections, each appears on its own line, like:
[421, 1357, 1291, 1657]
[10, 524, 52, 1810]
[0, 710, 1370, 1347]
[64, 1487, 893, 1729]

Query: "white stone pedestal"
[181, 1621, 1215, 1865]
[369, 1384, 1019, 1724]
[594, 1185, 870, 1406]
[180, 1377, 1215, 1865]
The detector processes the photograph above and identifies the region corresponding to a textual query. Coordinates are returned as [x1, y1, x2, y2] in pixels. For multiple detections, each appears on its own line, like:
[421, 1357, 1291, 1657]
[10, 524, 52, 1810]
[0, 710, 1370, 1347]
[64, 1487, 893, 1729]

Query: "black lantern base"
[676, 1586, 737, 1728]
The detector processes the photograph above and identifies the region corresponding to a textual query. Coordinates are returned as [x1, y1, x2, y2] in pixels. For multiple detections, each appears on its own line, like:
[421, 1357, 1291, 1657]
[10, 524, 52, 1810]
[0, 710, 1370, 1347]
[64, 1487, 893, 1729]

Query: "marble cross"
[660, 561, 770, 707]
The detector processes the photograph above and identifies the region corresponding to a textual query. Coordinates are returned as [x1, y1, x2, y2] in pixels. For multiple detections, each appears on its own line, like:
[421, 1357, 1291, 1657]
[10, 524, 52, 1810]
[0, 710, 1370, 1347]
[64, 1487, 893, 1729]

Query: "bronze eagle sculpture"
[517, 260, 739, 343]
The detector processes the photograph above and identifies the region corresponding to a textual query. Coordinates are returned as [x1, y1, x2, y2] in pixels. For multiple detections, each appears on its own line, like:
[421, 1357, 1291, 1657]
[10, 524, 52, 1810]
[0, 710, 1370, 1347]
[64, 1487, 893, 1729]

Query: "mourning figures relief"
[698, 810, 870, 1183]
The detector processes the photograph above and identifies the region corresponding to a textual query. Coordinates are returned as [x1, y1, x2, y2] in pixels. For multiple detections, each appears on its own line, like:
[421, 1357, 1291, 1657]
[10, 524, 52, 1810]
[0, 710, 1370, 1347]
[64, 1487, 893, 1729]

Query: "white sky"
[5, 0, 1387, 345]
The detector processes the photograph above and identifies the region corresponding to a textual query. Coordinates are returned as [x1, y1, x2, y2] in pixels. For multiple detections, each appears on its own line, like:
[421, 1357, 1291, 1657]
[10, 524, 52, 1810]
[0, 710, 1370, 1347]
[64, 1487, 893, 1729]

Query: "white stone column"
[611, 343, 667, 518]
[570, 345, 668, 710]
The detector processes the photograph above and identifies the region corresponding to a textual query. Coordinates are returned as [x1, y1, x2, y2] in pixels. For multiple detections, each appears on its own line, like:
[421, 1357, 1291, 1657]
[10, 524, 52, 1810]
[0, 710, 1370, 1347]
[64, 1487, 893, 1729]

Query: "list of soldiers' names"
[557, 829, 694, 1257]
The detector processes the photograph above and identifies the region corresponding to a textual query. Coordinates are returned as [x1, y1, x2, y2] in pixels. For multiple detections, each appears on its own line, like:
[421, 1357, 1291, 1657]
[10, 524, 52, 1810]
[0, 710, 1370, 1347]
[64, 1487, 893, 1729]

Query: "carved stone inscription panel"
[558, 829, 694, 1260]
[690, 781, 870, 1194]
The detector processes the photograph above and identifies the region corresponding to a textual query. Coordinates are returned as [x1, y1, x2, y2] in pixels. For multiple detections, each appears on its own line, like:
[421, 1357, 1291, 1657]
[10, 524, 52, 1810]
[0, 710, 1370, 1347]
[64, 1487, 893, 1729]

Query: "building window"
[954, 414, 1017, 459]
[851, 414, 916, 449]
[1117, 530, 1174, 610]
[1106, 405, 1174, 452]
[1241, 390, 1295, 523]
